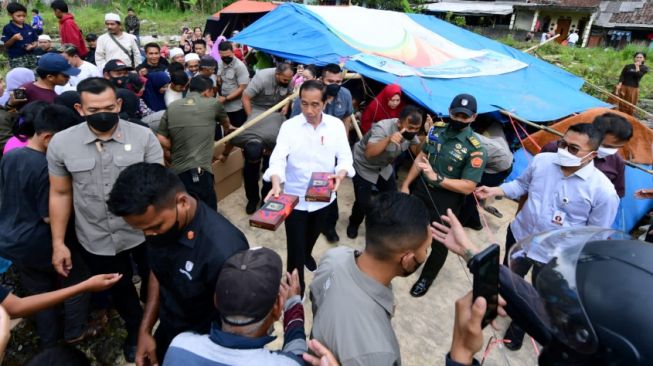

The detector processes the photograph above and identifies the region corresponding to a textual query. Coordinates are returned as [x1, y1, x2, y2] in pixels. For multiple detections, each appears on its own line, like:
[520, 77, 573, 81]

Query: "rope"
[507, 113, 533, 163]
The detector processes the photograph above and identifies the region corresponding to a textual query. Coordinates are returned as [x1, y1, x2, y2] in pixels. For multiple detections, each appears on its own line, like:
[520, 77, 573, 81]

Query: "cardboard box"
[305, 172, 334, 202]
[212, 146, 244, 202]
[249, 194, 299, 231]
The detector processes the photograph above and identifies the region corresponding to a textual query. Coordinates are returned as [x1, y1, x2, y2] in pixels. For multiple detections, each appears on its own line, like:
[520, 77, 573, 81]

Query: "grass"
[497, 35, 653, 102]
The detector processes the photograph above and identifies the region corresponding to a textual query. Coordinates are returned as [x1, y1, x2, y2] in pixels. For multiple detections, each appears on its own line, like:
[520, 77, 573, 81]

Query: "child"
[0, 103, 101, 346]
[31, 9, 44, 35]
[2, 2, 38, 69]
[165, 69, 189, 107]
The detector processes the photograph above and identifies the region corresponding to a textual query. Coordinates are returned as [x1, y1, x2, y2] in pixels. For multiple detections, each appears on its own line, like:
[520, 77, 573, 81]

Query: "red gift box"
[305, 172, 334, 202]
[249, 194, 299, 231]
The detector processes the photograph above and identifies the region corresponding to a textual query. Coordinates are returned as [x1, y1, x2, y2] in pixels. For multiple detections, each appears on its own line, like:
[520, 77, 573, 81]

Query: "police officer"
[401, 94, 486, 297]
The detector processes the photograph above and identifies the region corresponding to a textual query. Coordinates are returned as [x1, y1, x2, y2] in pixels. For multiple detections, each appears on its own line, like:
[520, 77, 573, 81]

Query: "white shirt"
[567, 32, 579, 43]
[164, 87, 183, 107]
[55, 60, 102, 94]
[263, 113, 355, 212]
[500, 152, 619, 242]
[95, 32, 142, 70]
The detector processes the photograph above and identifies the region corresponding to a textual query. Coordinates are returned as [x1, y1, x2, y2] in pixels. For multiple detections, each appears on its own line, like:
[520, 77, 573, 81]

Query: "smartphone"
[468, 244, 500, 328]
[13, 88, 26, 100]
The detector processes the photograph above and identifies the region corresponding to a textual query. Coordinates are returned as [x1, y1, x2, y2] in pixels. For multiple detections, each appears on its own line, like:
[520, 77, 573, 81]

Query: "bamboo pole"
[350, 113, 363, 140]
[499, 109, 653, 175]
[583, 82, 653, 122]
[524, 34, 560, 53]
[344, 73, 362, 80]
[214, 91, 298, 148]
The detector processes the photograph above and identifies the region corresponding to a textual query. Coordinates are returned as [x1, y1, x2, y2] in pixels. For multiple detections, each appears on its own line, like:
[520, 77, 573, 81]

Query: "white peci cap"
[184, 53, 200, 63]
[105, 13, 121, 23]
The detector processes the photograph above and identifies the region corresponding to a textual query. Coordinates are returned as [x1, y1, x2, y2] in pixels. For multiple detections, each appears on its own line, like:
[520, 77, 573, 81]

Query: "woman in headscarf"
[141, 71, 171, 112]
[116, 88, 148, 128]
[360, 83, 405, 134]
[0, 68, 36, 154]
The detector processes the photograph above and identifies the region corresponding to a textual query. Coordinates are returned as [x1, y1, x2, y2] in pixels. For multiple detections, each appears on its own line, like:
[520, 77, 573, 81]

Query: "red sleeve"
[60, 23, 88, 57]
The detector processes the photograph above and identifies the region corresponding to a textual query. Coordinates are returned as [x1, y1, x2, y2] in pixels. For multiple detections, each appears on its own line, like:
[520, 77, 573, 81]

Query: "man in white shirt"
[263, 80, 354, 294]
[56, 44, 102, 94]
[476, 122, 619, 349]
[567, 30, 579, 47]
[95, 13, 141, 70]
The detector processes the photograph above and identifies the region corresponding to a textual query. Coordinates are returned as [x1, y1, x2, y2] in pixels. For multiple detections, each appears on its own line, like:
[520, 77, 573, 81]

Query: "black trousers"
[227, 109, 247, 128]
[503, 225, 517, 266]
[412, 182, 464, 281]
[459, 168, 512, 228]
[154, 323, 179, 363]
[80, 244, 146, 344]
[18, 246, 90, 346]
[284, 202, 334, 293]
[242, 141, 271, 205]
[349, 174, 397, 229]
[178, 169, 217, 210]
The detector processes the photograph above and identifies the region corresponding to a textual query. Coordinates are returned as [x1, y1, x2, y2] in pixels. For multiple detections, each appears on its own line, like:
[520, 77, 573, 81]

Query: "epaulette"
[467, 135, 481, 148]
[433, 121, 447, 128]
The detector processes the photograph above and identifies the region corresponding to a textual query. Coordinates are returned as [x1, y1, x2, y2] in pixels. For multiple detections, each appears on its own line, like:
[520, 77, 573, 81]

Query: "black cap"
[215, 247, 282, 326]
[200, 55, 218, 69]
[85, 33, 98, 41]
[103, 59, 134, 73]
[449, 93, 477, 118]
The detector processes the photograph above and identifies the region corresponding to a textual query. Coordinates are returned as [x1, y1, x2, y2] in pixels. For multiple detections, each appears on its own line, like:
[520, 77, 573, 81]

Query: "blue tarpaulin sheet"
[233, 3, 609, 121]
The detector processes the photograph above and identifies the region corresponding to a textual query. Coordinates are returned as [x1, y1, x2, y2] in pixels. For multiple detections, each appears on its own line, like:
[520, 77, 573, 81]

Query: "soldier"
[401, 94, 487, 297]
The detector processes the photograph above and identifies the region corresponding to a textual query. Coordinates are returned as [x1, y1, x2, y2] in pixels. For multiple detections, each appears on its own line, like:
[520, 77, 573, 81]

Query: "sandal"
[484, 205, 503, 219]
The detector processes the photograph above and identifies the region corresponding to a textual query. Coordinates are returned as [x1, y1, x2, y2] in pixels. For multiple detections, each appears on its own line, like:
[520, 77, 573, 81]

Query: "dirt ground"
[214, 179, 539, 366]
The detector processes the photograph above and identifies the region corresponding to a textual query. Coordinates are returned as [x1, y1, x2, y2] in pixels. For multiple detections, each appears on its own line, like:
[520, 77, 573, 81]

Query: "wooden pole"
[524, 34, 560, 53]
[584, 82, 653, 123]
[214, 91, 298, 148]
[499, 110, 653, 175]
[350, 113, 363, 140]
[344, 73, 362, 80]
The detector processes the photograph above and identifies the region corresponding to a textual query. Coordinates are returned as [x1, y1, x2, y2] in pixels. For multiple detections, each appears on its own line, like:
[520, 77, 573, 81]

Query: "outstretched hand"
[430, 208, 479, 258]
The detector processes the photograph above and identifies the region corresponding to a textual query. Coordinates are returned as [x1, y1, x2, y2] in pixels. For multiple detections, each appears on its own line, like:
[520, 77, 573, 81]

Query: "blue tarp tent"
[232, 3, 609, 121]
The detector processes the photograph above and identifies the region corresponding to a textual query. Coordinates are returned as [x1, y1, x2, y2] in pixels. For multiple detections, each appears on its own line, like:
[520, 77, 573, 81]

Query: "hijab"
[360, 84, 405, 134]
[0, 68, 35, 107]
[142, 71, 171, 112]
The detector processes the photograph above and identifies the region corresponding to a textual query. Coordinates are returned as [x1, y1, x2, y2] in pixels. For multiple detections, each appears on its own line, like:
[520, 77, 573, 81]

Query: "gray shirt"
[47, 120, 164, 255]
[310, 246, 400, 366]
[218, 57, 249, 113]
[290, 87, 353, 120]
[474, 133, 513, 174]
[353, 118, 419, 184]
[244, 68, 291, 110]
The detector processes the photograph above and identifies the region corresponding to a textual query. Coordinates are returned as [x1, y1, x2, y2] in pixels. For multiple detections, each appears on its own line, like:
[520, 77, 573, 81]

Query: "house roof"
[424, 1, 515, 15]
[595, 0, 653, 29]
[514, 0, 600, 11]
[210, 0, 278, 18]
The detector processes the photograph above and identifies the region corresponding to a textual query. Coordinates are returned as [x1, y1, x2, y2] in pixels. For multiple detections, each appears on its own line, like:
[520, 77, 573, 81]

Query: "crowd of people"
[0, 1, 652, 365]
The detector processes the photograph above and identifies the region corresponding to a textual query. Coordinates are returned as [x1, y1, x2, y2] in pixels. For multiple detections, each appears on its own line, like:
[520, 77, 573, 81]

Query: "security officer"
[400, 94, 486, 297]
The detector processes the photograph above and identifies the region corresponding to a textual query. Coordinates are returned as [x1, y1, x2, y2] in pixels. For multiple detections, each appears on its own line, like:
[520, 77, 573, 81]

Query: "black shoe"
[504, 322, 525, 351]
[246, 200, 259, 215]
[410, 277, 434, 297]
[346, 224, 358, 239]
[123, 342, 137, 363]
[305, 256, 317, 272]
[323, 229, 340, 243]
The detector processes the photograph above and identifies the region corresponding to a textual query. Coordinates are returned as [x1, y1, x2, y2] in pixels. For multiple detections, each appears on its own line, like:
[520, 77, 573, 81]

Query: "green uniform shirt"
[421, 123, 487, 187]
[158, 92, 227, 174]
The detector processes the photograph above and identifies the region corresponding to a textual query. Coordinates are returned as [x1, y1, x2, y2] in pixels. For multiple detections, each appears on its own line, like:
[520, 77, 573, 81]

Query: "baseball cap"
[85, 33, 98, 41]
[449, 93, 477, 118]
[215, 247, 282, 326]
[38, 34, 51, 42]
[38, 53, 81, 76]
[105, 13, 121, 23]
[103, 59, 134, 73]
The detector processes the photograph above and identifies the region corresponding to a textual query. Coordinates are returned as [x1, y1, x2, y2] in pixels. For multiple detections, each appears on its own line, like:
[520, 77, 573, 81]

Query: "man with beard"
[107, 163, 249, 365]
[310, 191, 431, 366]
[401, 94, 486, 298]
[94, 13, 141, 70]
[47, 77, 163, 362]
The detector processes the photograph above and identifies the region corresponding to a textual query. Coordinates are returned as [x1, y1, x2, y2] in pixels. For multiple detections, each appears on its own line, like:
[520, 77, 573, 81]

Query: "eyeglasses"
[557, 139, 583, 155]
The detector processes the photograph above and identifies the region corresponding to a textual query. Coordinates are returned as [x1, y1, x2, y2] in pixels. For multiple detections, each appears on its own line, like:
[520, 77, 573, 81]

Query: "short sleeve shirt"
[46, 120, 164, 255]
[158, 92, 227, 174]
[353, 118, 419, 184]
[218, 57, 250, 112]
[1, 22, 37, 58]
[244, 68, 291, 111]
[290, 87, 353, 121]
[147, 201, 249, 334]
[473, 133, 513, 174]
[421, 125, 486, 184]
[310, 247, 400, 366]
[0, 147, 52, 267]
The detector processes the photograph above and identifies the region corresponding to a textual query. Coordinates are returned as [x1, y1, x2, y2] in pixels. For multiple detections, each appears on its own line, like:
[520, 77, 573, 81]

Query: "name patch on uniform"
[470, 151, 484, 157]
[471, 157, 483, 168]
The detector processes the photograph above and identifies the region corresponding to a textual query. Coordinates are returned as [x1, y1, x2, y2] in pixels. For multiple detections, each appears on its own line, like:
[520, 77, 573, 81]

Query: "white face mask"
[556, 147, 591, 167]
[596, 146, 619, 159]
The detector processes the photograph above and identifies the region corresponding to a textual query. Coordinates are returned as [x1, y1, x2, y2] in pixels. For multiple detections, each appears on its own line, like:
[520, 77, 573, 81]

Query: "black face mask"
[401, 131, 417, 140]
[221, 56, 233, 65]
[278, 81, 290, 88]
[86, 112, 119, 132]
[325, 83, 341, 97]
[147, 205, 183, 245]
[111, 76, 130, 88]
[448, 120, 468, 131]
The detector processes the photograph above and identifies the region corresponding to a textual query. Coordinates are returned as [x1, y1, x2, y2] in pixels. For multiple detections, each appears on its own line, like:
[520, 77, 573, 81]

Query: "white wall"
[513, 10, 535, 31]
